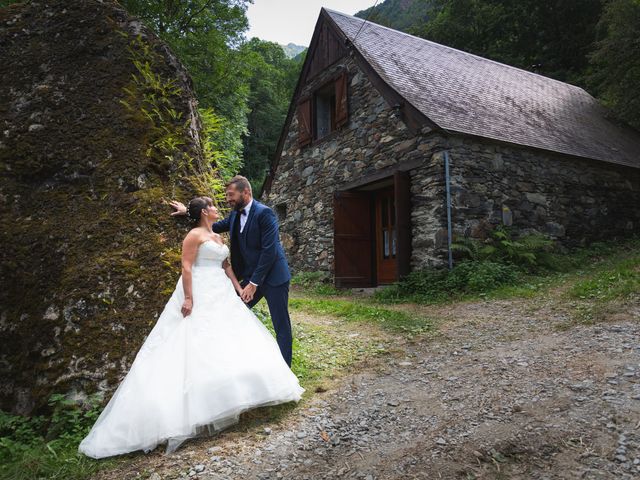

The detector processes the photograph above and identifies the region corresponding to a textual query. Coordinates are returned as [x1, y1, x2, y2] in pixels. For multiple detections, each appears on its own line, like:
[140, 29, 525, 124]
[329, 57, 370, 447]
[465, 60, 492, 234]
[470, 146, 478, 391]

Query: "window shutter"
[335, 73, 348, 128]
[297, 99, 312, 147]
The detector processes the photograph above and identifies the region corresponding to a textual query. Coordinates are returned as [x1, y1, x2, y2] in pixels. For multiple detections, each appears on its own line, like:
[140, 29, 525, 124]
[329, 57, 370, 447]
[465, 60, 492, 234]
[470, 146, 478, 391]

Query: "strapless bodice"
[193, 240, 229, 268]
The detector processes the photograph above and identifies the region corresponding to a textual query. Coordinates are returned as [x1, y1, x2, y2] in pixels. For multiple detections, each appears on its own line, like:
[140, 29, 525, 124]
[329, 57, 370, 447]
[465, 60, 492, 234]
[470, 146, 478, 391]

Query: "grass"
[568, 256, 640, 302]
[559, 251, 640, 327]
[290, 271, 341, 296]
[0, 396, 113, 480]
[8, 238, 635, 479]
[288, 297, 434, 336]
[374, 237, 640, 306]
[253, 302, 390, 390]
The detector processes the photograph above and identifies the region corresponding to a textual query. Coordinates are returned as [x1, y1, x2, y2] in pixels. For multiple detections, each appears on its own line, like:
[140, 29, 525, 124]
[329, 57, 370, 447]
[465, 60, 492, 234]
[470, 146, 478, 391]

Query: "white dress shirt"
[238, 199, 258, 287]
[239, 199, 253, 233]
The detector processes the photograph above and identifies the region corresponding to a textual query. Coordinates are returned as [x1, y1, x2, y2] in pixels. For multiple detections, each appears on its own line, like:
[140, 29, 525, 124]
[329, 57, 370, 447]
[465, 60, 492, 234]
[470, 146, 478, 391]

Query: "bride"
[79, 196, 304, 459]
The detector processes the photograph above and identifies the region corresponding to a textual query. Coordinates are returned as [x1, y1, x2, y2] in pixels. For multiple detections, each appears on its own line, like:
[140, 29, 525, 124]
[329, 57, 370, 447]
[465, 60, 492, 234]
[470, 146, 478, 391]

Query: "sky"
[246, 0, 376, 46]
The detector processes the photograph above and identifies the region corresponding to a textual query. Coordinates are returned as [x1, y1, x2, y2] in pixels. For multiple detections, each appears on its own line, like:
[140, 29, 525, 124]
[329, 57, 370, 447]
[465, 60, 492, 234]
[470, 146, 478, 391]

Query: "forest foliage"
[1, 0, 638, 186]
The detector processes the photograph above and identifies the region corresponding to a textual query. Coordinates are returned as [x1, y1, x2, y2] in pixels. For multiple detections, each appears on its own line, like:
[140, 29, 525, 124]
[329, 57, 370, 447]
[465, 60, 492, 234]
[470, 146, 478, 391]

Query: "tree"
[589, 0, 640, 130]
[356, 0, 437, 32]
[120, 0, 252, 165]
[240, 39, 304, 193]
[416, 0, 602, 86]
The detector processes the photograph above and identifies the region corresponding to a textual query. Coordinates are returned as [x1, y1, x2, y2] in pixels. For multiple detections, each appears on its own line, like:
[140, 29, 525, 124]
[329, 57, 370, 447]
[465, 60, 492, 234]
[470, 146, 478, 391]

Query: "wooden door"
[375, 188, 397, 284]
[394, 170, 412, 279]
[333, 191, 374, 287]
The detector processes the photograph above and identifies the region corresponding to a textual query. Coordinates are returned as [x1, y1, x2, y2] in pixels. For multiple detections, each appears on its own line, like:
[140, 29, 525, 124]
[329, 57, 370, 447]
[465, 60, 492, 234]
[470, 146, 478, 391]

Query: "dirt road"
[94, 293, 640, 480]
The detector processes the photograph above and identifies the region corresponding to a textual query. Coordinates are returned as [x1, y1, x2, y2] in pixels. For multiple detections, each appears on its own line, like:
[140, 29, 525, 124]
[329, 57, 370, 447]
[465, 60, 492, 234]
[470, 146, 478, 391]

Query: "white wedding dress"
[79, 240, 304, 459]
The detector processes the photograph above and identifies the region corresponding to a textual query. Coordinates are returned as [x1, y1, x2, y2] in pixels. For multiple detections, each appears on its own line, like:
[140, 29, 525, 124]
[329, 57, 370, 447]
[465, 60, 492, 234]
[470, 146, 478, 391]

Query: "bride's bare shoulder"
[183, 229, 204, 247]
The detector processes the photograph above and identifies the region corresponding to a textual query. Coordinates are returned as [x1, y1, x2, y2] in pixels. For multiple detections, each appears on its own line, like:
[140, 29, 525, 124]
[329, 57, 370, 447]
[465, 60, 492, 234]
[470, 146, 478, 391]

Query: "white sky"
[246, 0, 376, 46]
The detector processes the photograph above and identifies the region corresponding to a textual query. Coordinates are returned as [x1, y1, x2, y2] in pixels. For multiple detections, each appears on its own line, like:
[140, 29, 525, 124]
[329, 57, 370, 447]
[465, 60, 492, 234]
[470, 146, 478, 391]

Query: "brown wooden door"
[375, 188, 397, 284]
[333, 191, 373, 287]
[394, 171, 412, 279]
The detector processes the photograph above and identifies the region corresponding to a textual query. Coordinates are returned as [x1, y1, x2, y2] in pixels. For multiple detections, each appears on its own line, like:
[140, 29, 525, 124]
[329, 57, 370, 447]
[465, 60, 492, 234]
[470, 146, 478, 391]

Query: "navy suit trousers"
[242, 280, 293, 367]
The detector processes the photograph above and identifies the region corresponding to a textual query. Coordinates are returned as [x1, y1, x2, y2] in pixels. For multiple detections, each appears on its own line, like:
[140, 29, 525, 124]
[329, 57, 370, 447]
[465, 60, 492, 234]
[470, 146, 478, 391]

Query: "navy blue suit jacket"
[212, 200, 291, 287]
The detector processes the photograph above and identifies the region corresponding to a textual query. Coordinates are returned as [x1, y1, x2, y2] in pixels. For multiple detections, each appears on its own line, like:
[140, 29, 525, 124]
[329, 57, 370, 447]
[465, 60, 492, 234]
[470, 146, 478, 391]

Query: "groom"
[170, 176, 293, 366]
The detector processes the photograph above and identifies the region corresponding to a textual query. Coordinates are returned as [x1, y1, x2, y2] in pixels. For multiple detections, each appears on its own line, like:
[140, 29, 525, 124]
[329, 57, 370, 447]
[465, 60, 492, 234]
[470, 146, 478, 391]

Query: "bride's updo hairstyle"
[186, 196, 213, 225]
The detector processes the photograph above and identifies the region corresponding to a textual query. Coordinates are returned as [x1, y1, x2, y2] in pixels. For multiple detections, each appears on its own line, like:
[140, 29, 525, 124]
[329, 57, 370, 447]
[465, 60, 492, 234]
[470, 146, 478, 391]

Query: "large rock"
[0, 0, 221, 413]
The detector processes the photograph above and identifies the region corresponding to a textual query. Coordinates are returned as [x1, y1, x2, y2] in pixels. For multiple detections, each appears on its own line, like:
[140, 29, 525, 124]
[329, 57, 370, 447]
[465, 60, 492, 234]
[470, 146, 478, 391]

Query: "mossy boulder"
[0, 0, 222, 414]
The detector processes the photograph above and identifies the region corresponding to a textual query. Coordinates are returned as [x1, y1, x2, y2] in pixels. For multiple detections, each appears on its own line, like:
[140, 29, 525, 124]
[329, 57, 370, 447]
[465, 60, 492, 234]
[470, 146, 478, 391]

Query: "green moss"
[0, 0, 226, 413]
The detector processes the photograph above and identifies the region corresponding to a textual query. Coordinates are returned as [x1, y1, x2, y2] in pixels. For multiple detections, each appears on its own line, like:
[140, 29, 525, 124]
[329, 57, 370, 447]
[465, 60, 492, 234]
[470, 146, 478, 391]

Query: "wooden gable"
[302, 18, 347, 83]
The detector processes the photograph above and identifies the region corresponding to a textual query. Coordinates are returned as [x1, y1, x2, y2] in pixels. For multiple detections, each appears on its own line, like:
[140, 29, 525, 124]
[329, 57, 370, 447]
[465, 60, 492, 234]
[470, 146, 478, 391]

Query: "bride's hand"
[168, 200, 187, 216]
[181, 298, 192, 317]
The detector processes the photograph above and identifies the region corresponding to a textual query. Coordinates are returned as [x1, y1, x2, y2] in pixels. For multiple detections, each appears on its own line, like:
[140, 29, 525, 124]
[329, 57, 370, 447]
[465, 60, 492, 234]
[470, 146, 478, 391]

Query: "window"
[297, 72, 348, 147]
[314, 83, 336, 140]
[380, 196, 397, 259]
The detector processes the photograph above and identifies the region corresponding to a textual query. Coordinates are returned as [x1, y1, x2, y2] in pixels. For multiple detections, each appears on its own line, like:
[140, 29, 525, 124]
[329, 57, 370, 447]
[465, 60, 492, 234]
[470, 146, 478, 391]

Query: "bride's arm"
[222, 258, 242, 295]
[181, 233, 199, 317]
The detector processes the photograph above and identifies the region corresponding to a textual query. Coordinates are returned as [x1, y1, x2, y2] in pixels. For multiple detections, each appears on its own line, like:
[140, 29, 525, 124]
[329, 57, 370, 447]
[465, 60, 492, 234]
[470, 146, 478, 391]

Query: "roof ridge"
[322, 7, 587, 93]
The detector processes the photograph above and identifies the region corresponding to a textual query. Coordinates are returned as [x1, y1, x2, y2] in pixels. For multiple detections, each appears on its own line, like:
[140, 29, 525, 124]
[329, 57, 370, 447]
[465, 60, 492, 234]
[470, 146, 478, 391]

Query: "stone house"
[263, 9, 640, 287]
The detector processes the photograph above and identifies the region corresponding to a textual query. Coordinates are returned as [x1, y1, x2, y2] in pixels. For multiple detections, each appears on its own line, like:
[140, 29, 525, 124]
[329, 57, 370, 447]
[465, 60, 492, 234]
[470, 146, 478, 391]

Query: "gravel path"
[94, 295, 640, 480]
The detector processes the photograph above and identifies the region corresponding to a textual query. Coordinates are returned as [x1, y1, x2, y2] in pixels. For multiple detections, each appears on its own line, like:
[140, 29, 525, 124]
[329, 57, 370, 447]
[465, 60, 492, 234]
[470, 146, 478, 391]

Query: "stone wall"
[445, 137, 640, 244]
[265, 54, 449, 275]
[267, 51, 640, 280]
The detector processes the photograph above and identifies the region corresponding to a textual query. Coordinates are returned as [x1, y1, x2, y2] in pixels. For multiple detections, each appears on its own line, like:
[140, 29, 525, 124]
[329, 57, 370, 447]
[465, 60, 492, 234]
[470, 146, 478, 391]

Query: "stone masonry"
[266, 53, 640, 277]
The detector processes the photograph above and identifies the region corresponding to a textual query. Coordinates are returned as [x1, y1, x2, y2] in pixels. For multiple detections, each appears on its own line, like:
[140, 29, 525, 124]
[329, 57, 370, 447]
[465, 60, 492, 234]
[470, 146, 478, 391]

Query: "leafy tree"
[356, 0, 437, 32]
[240, 39, 304, 193]
[414, 0, 602, 86]
[120, 0, 252, 166]
[589, 0, 640, 130]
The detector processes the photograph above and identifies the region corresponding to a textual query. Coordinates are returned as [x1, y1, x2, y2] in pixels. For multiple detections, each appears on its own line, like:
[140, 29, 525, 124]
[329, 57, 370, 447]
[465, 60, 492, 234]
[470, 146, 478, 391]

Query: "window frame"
[297, 71, 349, 148]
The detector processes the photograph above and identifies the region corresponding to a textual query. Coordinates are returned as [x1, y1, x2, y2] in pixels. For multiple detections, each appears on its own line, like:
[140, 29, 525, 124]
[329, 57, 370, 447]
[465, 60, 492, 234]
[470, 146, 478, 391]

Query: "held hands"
[168, 200, 187, 216]
[240, 283, 256, 303]
[181, 298, 193, 317]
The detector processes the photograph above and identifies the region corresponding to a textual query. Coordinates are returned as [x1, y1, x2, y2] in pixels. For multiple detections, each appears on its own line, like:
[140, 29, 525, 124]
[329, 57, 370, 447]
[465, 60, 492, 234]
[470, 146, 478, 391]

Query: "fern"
[452, 225, 556, 271]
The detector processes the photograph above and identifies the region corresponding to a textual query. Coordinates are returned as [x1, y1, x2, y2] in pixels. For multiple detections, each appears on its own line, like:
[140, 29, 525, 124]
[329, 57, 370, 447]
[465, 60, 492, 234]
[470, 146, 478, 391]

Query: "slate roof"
[325, 9, 640, 169]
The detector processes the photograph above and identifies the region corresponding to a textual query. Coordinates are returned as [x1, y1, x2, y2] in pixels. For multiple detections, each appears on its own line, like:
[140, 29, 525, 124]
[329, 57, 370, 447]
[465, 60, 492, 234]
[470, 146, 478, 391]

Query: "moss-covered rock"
[0, 0, 223, 414]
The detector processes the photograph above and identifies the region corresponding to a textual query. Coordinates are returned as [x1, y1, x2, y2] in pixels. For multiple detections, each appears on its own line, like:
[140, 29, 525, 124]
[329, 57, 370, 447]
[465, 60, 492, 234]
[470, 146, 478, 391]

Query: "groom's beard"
[234, 198, 247, 211]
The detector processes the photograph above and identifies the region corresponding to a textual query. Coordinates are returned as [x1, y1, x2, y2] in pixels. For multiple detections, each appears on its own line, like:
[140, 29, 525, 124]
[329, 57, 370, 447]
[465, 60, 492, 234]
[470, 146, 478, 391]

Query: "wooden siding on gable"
[306, 20, 346, 80]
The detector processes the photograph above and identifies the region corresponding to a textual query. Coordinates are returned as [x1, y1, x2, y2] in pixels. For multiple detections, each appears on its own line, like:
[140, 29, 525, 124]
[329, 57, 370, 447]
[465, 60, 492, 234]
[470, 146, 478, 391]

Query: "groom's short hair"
[227, 175, 252, 194]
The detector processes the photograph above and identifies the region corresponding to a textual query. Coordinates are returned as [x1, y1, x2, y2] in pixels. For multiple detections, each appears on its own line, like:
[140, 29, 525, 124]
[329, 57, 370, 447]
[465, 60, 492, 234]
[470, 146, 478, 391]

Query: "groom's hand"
[168, 200, 187, 216]
[241, 283, 257, 303]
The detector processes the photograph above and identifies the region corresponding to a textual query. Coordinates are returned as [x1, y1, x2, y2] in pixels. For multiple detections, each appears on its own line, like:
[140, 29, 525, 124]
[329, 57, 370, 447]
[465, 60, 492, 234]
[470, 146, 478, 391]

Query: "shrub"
[375, 260, 521, 303]
[446, 260, 520, 292]
[291, 271, 339, 295]
[0, 394, 106, 480]
[451, 226, 556, 271]
[291, 271, 331, 288]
